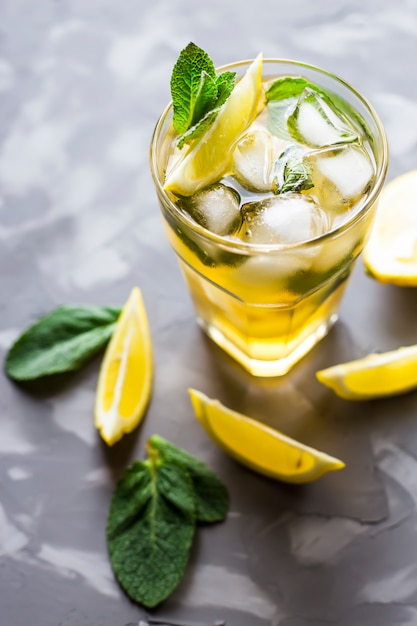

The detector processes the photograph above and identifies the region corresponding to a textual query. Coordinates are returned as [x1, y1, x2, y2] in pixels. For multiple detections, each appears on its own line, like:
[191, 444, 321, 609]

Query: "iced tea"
[150, 53, 388, 376]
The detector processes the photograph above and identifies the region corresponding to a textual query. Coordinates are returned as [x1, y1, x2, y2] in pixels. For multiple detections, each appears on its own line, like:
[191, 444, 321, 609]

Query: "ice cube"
[238, 194, 330, 245]
[234, 250, 314, 293]
[311, 227, 360, 274]
[232, 128, 288, 193]
[287, 88, 358, 148]
[178, 183, 241, 236]
[306, 143, 374, 213]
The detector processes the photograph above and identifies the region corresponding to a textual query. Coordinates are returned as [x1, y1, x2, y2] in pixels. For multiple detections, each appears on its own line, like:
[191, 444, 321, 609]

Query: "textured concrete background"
[1, 1, 417, 624]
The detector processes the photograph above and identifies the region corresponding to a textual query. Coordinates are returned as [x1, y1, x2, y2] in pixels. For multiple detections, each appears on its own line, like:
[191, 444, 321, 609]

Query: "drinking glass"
[150, 59, 388, 377]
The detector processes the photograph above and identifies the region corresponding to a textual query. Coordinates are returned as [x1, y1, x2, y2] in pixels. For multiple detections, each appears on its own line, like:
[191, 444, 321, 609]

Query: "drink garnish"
[266, 76, 358, 147]
[272, 146, 314, 195]
[149, 434, 229, 523]
[94, 287, 153, 446]
[107, 435, 229, 608]
[189, 388, 345, 483]
[363, 170, 417, 285]
[5, 304, 122, 381]
[316, 344, 417, 400]
[164, 48, 263, 196]
[171, 42, 236, 148]
[265, 76, 314, 102]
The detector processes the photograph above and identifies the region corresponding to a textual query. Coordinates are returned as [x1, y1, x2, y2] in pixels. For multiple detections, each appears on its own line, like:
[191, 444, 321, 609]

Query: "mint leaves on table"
[108, 457, 195, 609]
[171, 42, 235, 148]
[150, 434, 229, 523]
[5, 305, 121, 381]
[107, 435, 229, 608]
[273, 146, 314, 195]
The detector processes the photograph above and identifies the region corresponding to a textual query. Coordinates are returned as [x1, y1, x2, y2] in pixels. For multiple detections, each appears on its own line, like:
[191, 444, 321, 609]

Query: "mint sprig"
[107, 435, 229, 608]
[107, 455, 196, 609]
[150, 434, 229, 522]
[171, 43, 235, 148]
[273, 146, 314, 195]
[5, 305, 121, 381]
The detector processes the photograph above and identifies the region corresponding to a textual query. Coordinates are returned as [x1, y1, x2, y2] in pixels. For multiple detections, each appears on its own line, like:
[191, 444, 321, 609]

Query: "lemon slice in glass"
[188, 388, 344, 483]
[95, 287, 153, 445]
[164, 53, 263, 196]
[316, 344, 417, 400]
[363, 170, 417, 286]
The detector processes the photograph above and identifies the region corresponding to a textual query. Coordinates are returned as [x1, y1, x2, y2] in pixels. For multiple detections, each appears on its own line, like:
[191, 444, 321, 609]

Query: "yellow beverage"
[150, 56, 388, 376]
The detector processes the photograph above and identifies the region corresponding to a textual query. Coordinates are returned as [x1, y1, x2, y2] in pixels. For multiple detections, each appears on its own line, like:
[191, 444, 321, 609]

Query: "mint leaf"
[265, 76, 311, 102]
[107, 456, 196, 608]
[149, 435, 229, 523]
[107, 436, 230, 607]
[171, 43, 236, 148]
[5, 305, 121, 381]
[215, 71, 236, 106]
[191, 70, 218, 126]
[265, 76, 336, 105]
[171, 42, 217, 135]
[176, 71, 236, 148]
[177, 106, 220, 149]
[273, 146, 314, 194]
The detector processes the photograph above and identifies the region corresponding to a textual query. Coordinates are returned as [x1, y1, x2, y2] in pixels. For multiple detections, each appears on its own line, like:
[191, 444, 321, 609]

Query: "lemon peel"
[317, 344, 417, 400]
[189, 388, 344, 483]
[95, 287, 153, 445]
[164, 53, 263, 196]
[363, 170, 417, 286]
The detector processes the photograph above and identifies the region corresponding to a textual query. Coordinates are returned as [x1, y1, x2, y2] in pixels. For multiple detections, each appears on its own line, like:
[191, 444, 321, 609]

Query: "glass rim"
[150, 57, 389, 254]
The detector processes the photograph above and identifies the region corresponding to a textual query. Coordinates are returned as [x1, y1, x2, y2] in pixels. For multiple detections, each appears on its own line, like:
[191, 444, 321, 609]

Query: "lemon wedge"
[363, 170, 417, 286]
[95, 287, 153, 445]
[164, 53, 263, 196]
[316, 345, 417, 400]
[188, 388, 344, 483]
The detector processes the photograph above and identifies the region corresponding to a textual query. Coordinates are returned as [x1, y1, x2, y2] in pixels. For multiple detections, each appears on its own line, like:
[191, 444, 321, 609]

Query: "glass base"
[197, 313, 338, 377]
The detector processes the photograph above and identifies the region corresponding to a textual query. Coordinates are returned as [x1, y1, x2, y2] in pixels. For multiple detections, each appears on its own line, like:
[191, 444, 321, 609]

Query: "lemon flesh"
[189, 388, 344, 483]
[363, 170, 417, 286]
[316, 344, 417, 400]
[164, 53, 263, 196]
[95, 287, 153, 445]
